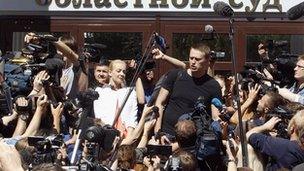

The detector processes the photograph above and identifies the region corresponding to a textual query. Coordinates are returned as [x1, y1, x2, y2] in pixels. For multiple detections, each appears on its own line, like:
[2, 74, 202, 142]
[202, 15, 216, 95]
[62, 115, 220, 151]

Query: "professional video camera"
[258, 39, 298, 87]
[267, 106, 293, 139]
[240, 68, 278, 96]
[83, 125, 120, 153]
[22, 34, 58, 62]
[28, 135, 64, 166]
[178, 97, 222, 160]
[210, 51, 225, 60]
[81, 43, 107, 64]
[3, 34, 65, 98]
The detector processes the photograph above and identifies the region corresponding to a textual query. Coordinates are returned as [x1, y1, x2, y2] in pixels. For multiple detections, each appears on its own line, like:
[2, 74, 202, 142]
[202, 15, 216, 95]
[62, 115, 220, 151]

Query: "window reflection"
[172, 33, 231, 61]
[246, 35, 304, 62]
[84, 32, 142, 60]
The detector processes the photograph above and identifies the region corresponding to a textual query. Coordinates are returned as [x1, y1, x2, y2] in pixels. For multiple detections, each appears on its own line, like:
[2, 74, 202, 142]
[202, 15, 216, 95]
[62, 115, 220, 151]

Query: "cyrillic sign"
[0, 0, 302, 13]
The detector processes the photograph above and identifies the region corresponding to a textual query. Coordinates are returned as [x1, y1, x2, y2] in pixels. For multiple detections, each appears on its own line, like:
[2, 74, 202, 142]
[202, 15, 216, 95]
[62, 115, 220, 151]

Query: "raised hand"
[33, 70, 50, 92]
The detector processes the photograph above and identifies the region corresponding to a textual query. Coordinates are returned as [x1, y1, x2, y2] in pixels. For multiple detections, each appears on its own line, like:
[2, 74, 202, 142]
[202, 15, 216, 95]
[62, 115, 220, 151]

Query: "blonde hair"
[109, 59, 127, 88]
[297, 54, 304, 61]
[109, 59, 126, 71]
[288, 110, 304, 144]
[191, 43, 211, 59]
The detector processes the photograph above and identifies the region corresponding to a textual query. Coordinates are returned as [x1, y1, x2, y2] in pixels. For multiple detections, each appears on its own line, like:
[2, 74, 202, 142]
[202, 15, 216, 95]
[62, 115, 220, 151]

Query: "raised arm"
[154, 87, 169, 133]
[152, 48, 186, 69]
[22, 94, 48, 137]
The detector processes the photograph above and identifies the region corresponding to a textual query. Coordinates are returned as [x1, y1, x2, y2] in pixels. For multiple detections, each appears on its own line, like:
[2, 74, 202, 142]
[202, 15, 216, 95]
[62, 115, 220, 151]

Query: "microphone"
[211, 98, 224, 111]
[213, 1, 234, 17]
[287, 2, 304, 20]
[205, 24, 214, 34]
[212, 98, 231, 121]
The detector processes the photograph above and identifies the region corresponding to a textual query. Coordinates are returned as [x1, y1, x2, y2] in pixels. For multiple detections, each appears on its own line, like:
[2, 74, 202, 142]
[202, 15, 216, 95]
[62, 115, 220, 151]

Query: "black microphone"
[213, 1, 234, 17]
[287, 2, 304, 20]
[211, 98, 225, 112]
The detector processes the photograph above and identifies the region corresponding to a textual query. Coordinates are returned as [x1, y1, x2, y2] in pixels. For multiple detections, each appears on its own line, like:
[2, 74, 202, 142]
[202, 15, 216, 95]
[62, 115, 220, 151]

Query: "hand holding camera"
[15, 96, 31, 121]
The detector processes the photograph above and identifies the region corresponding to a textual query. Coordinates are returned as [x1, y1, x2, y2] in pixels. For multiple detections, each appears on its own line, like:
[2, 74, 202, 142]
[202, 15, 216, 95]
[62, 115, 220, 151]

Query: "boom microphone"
[287, 2, 304, 20]
[213, 1, 234, 17]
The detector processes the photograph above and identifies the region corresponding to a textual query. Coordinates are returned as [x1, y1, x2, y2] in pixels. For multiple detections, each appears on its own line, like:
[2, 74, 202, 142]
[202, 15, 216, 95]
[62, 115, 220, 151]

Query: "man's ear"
[264, 107, 270, 114]
[288, 125, 295, 135]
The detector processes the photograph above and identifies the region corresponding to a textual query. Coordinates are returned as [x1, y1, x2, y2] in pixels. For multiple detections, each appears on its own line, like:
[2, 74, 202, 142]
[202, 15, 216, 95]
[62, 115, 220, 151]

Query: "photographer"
[246, 110, 304, 170]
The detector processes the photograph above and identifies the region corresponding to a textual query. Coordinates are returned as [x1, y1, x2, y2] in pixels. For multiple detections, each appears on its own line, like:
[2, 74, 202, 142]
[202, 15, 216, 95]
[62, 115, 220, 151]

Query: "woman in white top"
[94, 60, 138, 136]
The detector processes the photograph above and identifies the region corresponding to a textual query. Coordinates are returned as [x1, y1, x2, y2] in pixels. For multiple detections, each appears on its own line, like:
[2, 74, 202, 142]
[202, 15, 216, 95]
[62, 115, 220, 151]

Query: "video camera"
[210, 51, 225, 60]
[267, 106, 293, 139]
[83, 125, 120, 153]
[257, 39, 298, 87]
[240, 65, 279, 97]
[28, 135, 64, 165]
[81, 43, 107, 63]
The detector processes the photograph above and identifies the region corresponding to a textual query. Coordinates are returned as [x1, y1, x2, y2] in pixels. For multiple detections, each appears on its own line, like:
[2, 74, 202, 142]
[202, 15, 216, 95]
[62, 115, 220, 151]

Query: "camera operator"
[56, 35, 80, 99]
[275, 55, 304, 105]
[246, 110, 304, 170]
[257, 42, 277, 80]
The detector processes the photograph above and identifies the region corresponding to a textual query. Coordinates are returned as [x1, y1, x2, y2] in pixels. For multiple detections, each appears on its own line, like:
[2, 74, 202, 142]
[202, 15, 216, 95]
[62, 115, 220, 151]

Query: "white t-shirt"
[94, 86, 138, 128]
[61, 65, 74, 96]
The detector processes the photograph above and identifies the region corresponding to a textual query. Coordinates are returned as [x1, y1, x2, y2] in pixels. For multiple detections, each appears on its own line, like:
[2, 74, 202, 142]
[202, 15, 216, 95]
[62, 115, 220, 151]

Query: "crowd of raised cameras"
[0, 33, 304, 171]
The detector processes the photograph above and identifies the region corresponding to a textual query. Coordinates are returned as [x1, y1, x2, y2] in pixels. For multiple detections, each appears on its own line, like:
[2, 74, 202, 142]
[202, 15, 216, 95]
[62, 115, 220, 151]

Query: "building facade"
[1, 0, 304, 77]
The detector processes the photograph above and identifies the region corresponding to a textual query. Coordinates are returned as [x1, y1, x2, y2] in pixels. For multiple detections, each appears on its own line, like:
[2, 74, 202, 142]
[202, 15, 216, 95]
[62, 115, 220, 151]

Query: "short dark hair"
[265, 91, 286, 110]
[96, 58, 110, 66]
